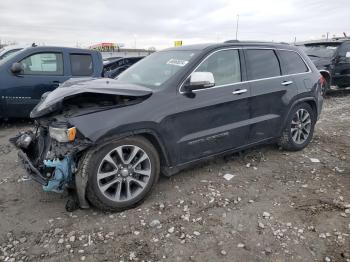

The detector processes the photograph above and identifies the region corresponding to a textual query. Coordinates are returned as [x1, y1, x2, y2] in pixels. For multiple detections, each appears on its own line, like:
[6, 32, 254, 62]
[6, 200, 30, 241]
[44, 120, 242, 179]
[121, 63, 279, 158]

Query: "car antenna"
[32, 43, 37, 47]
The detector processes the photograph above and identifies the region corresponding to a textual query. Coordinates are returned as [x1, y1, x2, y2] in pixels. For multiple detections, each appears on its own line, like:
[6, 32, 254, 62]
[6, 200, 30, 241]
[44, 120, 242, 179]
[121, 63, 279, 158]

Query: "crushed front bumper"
[12, 128, 92, 210]
[18, 149, 48, 186]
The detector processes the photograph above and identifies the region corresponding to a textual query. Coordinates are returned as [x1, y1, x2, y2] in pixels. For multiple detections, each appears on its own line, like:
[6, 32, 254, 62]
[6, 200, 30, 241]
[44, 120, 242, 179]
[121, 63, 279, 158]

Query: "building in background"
[174, 41, 183, 47]
[89, 42, 155, 59]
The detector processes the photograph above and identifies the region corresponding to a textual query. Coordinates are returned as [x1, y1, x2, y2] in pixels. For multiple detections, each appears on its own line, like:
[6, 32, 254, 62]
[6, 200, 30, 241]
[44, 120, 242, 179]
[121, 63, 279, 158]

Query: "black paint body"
[34, 42, 324, 174]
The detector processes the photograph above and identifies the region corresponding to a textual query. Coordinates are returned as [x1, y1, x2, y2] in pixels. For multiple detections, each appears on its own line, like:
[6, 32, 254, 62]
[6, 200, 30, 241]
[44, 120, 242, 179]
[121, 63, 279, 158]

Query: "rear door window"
[245, 49, 281, 80]
[279, 50, 309, 74]
[70, 54, 93, 76]
[195, 49, 241, 86]
[20, 53, 63, 75]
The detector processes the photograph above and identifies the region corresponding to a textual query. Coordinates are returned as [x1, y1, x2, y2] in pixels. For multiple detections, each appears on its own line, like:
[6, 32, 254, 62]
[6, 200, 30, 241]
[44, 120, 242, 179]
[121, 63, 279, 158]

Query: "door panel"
[245, 49, 298, 142]
[173, 82, 251, 163]
[3, 75, 68, 117]
[249, 77, 297, 142]
[169, 48, 252, 164]
[3, 52, 69, 117]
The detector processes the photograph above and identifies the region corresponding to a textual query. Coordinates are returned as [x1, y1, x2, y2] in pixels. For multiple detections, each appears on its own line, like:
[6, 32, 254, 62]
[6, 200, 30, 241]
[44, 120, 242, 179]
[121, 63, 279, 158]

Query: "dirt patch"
[295, 198, 346, 215]
[0, 91, 349, 262]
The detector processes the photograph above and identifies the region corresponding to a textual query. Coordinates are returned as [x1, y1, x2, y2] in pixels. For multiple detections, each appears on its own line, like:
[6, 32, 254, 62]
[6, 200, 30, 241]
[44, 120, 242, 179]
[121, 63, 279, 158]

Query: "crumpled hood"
[30, 78, 152, 118]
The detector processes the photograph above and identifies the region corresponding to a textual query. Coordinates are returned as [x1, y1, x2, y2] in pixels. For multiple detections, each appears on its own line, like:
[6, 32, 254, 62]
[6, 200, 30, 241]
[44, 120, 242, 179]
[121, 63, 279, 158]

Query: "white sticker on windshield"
[167, 59, 189, 67]
[346, 52, 350, 58]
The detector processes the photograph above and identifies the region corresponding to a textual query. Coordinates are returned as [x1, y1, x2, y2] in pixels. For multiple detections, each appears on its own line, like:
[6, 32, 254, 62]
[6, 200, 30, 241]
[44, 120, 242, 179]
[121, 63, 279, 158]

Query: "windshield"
[0, 48, 23, 66]
[116, 50, 198, 88]
[302, 44, 339, 58]
[0, 48, 22, 60]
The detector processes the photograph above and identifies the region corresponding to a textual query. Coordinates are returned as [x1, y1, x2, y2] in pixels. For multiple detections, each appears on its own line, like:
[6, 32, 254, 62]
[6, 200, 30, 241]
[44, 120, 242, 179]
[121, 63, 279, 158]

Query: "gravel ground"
[0, 91, 349, 262]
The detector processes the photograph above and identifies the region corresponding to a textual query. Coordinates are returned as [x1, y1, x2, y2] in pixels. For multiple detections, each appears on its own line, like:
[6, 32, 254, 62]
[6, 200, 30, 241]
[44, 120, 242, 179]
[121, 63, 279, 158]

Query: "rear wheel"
[278, 103, 316, 151]
[85, 136, 160, 211]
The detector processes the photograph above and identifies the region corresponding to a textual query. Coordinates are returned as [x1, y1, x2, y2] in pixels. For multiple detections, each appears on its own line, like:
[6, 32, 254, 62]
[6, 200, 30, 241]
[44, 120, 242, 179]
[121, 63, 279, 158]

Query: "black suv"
[12, 41, 323, 211]
[297, 38, 350, 93]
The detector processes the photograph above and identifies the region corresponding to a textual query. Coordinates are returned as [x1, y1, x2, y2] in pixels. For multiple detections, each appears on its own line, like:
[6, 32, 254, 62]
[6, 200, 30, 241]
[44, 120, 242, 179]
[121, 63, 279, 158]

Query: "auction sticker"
[167, 59, 189, 66]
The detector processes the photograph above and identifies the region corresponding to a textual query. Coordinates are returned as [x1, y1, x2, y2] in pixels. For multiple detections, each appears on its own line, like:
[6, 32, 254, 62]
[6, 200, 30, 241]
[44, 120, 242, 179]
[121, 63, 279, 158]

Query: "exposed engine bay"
[11, 124, 91, 210]
[10, 78, 153, 211]
[55, 93, 144, 117]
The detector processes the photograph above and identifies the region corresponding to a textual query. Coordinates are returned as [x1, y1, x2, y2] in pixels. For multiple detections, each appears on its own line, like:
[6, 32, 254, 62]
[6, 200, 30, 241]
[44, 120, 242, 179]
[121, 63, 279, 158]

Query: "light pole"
[235, 14, 239, 40]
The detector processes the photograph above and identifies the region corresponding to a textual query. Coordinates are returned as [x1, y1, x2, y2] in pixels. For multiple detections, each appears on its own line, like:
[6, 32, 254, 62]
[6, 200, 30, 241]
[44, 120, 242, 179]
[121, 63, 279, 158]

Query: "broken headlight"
[49, 126, 76, 142]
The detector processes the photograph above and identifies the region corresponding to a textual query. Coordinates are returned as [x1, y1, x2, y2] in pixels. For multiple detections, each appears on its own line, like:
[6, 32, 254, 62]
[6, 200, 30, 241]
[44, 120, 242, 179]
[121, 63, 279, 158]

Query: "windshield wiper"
[307, 54, 321, 58]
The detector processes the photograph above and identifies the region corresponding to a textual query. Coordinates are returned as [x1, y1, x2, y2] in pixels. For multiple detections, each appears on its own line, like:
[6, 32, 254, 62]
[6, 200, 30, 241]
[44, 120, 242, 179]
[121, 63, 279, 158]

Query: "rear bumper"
[18, 150, 48, 186]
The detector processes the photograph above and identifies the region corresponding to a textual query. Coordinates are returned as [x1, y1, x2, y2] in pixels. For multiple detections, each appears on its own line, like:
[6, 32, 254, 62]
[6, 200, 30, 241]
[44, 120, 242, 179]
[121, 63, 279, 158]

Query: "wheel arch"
[281, 97, 318, 133]
[75, 129, 170, 210]
[93, 128, 171, 168]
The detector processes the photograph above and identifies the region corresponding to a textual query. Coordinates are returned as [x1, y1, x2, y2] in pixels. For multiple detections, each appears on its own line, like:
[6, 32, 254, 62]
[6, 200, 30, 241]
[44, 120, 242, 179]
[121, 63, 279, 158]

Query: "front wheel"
[278, 103, 316, 151]
[83, 136, 160, 212]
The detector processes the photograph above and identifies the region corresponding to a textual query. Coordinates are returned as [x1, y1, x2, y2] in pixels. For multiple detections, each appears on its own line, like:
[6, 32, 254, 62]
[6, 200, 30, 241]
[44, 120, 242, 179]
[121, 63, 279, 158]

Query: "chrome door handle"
[232, 89, 247, 95]
[281, 80, 293, 86]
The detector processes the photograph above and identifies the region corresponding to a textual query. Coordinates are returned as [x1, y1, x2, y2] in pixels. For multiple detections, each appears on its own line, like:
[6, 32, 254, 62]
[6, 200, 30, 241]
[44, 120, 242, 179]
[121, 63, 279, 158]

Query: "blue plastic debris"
[43, 156, 73, 193]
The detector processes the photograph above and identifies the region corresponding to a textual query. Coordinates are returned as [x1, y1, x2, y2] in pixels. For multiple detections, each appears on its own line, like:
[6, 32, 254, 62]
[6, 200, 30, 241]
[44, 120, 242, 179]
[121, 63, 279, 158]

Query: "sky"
[0, 0, 349, 50]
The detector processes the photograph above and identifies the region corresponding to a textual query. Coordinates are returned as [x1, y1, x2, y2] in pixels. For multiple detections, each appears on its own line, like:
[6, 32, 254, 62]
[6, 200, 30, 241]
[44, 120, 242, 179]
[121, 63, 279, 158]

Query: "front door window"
[20, 53, 63, 75]
[195, 49, 241, 86]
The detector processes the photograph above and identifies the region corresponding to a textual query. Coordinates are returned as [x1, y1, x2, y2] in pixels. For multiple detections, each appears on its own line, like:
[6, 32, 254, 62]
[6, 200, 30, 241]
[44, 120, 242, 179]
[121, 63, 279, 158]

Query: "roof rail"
[224, 40, 240, 43]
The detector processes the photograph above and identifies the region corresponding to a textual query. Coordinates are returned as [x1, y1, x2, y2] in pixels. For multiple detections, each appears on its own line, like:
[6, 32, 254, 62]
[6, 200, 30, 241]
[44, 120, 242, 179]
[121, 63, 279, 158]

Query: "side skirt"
[161, 137, 277, 177]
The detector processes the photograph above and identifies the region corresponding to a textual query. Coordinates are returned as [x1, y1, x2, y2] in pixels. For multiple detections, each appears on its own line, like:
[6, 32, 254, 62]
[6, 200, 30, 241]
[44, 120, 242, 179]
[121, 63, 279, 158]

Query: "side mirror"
[11, 62, 24, 75]
[183, 72, 215, 93]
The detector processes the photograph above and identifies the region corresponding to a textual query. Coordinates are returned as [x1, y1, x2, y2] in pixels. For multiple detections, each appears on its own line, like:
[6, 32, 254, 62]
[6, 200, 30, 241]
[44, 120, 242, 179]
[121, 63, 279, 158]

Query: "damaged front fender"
[11, 126, 92, 209]
[30, 78, 152, 118]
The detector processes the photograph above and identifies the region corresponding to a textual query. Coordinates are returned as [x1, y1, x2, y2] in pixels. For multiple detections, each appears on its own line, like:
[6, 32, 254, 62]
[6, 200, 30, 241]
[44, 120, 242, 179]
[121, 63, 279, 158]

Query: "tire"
[84, 136, 160, 212]
[278, 103, 316, 151]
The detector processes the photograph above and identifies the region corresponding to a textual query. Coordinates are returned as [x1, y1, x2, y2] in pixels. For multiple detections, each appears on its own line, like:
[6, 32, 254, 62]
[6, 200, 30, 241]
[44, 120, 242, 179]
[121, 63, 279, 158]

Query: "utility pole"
[235, 14, 239, 40]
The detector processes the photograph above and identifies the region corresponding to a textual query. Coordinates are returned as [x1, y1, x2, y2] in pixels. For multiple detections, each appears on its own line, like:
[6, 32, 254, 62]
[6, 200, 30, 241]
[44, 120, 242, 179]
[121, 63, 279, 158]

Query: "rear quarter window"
[279, 50, 309, 75]
[70, 54, 93, 76]
[338, 42, 350, 57]
[245, 49, 281, 80]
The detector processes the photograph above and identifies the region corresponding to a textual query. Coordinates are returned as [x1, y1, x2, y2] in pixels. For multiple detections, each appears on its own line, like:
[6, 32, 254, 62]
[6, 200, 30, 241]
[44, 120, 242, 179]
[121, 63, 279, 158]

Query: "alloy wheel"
[290, 109, 312, 144]
[97, 145, 152, 202]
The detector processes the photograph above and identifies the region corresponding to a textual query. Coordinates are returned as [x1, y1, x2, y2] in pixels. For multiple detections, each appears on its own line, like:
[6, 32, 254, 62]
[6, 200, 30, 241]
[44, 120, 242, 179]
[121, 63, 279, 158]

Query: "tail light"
[320, 75, 326, 86]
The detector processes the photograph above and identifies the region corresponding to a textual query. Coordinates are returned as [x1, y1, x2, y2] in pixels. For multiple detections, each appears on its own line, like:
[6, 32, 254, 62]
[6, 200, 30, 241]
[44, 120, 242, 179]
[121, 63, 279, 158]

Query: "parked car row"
[11, 41, 324, 211]
[296, 38, 350, 94]
[103, 56, 144, 78]
[0, 45, 143, 118]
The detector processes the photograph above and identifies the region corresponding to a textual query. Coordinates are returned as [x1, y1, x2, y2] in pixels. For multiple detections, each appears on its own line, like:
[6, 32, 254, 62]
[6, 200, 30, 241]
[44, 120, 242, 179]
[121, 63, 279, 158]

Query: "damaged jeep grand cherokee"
[12, 41, 324, 211]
